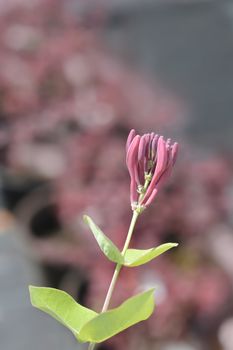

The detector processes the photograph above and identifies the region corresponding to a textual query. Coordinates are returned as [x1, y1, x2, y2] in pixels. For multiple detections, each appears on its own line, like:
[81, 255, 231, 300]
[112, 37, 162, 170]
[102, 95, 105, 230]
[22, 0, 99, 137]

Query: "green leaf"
[79, 288, 155, 343]
[124, 243, 178, 267]
[83, 215, 123, 264]
[29, 286, 98, 342]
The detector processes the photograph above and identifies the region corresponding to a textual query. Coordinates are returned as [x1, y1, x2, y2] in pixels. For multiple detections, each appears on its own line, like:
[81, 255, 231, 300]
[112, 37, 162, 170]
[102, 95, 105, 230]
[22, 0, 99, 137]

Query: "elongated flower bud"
[126, 129, 178, 211]
[126, 134, 141, 205]
[126, 129, 136, 153]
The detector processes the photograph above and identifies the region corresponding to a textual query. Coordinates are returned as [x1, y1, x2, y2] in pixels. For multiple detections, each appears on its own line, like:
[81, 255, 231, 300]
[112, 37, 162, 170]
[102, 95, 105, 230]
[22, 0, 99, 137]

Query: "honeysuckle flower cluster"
[126, 129, 178, 212]
[29, 128, 180, 350]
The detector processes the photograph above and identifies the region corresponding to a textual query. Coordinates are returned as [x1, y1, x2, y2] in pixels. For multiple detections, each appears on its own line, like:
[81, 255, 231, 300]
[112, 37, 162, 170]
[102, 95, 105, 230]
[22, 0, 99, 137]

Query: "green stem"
[87, 210, 139, 350]
[88, 177, 150, 350]
[101, 263, 121, 313]
[122, 210, 139, 255]
[88, 342, 96, 350]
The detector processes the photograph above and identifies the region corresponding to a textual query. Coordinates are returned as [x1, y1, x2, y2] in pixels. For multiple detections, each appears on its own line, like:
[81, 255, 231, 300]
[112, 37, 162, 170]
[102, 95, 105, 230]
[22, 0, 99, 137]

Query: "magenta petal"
[126, 129, 136, 153]
[148, 132, 155, 158]
[138, 135, 147, 162]
[156, 164, 173, 191]
[126, 135, 140, 203]
[166, 146, 173, 168]
[155, 136, 168, 174]
[171, 142, 179, 165]
[144, 133, 151, 171]
[141, 136, 167, 204]
[144, 188, 158, 207]
[151, 134, 159, 158]
[138, 135, 147, 183]
[149, 132, 155, 144]
[130, 178, 138, 203]
[126, 135, 140, 166]
[144, 133, 150, 154]
[144, 165, 172, 207]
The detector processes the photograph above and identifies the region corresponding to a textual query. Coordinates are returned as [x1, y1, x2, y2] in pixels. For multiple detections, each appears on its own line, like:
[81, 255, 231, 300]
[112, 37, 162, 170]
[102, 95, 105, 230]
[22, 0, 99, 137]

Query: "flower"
[126, 129, 178, 211]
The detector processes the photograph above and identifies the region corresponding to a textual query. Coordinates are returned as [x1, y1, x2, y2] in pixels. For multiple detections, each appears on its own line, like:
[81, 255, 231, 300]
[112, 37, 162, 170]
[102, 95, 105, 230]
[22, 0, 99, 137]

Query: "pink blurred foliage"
[0, 0, 233, 349]
[0, 0, 182, 162]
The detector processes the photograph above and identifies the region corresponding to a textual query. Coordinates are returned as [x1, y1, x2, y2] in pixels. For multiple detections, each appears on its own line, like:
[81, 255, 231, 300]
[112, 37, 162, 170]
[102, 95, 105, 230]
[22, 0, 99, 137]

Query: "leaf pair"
[83, 215, 178, 267]
[29, 286, 155, 343]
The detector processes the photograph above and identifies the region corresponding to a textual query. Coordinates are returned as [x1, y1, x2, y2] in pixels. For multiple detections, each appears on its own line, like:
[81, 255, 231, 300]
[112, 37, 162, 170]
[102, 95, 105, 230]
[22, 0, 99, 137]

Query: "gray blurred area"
[0, 231, 82, 350]
[104, 0, 233, 150]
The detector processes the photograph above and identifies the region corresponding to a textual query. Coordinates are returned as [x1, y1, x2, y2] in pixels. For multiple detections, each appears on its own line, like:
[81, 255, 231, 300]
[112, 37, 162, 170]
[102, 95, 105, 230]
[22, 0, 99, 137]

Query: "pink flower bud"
[126, 134, 140, 204]
[138, 135, 147, 184]
[126, 129, 136, 153]
[126, 129, 178, 210]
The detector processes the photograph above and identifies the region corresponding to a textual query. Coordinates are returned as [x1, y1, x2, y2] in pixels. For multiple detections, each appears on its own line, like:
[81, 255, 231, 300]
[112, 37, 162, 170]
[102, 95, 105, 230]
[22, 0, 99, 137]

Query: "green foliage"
[29, 286, 155, 344]
[29, 286, 97, 342]
[83, 215, 124, 264]
[124, 243, 178, 267]
[79, 288, 155, 343]
[29, 218, 178, 346]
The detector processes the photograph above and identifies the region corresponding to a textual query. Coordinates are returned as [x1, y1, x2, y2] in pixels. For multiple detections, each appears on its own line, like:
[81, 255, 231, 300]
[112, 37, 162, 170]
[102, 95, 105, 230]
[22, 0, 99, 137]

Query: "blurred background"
[1, 1, 233, 350]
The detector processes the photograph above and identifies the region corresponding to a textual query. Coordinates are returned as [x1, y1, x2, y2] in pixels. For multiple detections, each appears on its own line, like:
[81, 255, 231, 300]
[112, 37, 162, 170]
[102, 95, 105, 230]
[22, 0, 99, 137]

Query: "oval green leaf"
[79, 288, 155, 343]
[29, 286, 98, 342]
[83, 215, 123, 264]
[124, 243, 178, 267]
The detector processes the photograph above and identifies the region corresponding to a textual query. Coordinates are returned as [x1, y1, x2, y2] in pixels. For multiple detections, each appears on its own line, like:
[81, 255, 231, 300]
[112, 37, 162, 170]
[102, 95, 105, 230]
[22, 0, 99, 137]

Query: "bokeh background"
[1, 1, 233, 350]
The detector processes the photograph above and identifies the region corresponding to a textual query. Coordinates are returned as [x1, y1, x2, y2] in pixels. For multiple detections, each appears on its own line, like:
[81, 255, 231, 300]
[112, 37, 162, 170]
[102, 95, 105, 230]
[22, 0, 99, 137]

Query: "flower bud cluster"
[126, 129, 178, 211]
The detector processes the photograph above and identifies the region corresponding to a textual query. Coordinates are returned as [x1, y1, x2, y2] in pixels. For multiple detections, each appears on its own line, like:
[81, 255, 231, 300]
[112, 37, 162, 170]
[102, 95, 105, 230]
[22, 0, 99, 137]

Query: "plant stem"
[122, 210, 140, 255]
[87, 210, 140, 350]
[88, 343, 96, 350]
